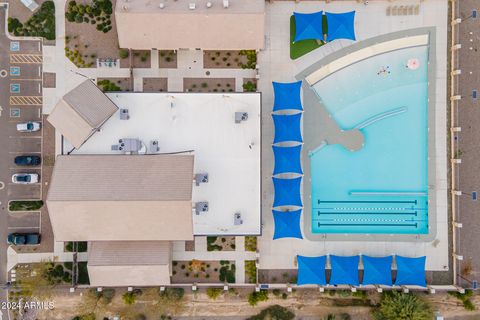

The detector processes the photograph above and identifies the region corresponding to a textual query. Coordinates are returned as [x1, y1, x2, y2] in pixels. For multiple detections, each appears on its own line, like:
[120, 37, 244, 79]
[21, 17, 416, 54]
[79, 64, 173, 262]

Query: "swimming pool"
[310, 46, 429, 234]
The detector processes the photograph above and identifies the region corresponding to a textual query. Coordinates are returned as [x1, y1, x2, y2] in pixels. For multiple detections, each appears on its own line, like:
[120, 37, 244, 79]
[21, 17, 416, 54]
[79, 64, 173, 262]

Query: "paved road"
[454, 0, 480, 288]
[0, 4, 43, 299]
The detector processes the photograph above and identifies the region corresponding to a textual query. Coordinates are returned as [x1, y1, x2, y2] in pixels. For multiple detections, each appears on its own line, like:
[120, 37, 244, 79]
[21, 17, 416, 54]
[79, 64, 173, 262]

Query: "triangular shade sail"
[329, 255, 360, 286]
[273, 145, 303, 175]
[272, 81, 303, 112]
[272, 177, 303, 208]
[293, 11, 324, 42]
[297, 255, 327, 285]
[272, 113, 303, 144]
[325, 11, 356, 42]
[272, 210, 303, 240]
[394, 256, 426, 287]
[362, 255, 393, 286]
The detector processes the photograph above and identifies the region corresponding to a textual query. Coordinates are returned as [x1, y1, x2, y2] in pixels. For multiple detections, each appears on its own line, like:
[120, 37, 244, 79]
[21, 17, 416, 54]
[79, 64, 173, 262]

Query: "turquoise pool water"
[310, 46, 429, 234]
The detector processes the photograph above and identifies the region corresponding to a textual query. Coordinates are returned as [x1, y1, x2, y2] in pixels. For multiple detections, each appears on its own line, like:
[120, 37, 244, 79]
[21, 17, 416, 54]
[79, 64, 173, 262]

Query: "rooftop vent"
[195, 173, 209, 186]
[189, 3, 196, 10]
[235, 112, 248, 123]
[195, 202, 209, 215]
[234, 212, 243, 225]
[149, 140, 159, 153]
[159, 3, 165, 8]
[122, 4, 129, 10]
[120, 108, 130, 120]
[223, 0, 229, 8]
[206, 1, 212, 8]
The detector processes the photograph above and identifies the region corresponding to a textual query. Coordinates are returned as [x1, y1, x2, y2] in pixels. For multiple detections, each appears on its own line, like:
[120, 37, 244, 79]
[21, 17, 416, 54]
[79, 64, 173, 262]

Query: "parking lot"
[0, 6, 44, 283]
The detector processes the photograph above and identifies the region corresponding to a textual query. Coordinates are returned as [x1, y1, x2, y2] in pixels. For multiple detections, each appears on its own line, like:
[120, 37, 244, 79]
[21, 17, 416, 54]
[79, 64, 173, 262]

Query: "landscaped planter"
[8, 200, 43, 212]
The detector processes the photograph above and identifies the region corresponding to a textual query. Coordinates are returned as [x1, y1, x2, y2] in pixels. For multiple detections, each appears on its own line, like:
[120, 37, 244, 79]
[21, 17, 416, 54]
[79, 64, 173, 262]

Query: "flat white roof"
[67, 93, 261, 236]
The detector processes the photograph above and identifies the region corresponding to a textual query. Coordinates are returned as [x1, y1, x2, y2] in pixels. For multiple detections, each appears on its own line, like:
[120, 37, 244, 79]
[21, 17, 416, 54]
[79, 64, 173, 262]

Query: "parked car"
[12, 173, 39, 184]
[14, 155, 41, 166]
[7, 233, 41, 245]
[16, 121, 41, 132]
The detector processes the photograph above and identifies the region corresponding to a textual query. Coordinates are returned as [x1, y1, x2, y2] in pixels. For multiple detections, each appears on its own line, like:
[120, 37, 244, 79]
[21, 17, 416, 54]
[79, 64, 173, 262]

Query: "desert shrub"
[119, 48, 129, 59]
[248, 290, 268, 306]
[373, 291, 432, 320]
[206, 288, 222, 300]
[247, 305, 294, 320]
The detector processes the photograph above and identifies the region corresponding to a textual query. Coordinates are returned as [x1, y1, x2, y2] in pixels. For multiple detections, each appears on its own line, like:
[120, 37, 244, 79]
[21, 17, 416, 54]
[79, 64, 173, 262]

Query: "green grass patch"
[290, 15, 327, 60]
[9, 200, 43, 211]
[207, 236, 222, 251]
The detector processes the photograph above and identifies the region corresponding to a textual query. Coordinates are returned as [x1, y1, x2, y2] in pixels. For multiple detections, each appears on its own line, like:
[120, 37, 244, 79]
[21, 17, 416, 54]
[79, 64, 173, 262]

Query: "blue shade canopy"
[329, 255, 360, 286]
[362, 256, 393, 286]
[297, 255, 327, 285]
[273, 145, 303, 175]
[272, 81, 303, 111]
[272, 177, 303, 207]
[394, 256, 427, 287]
[272, 113, 303, 144]
[293, 11, 324, 42]
[272, 210, 303, 240]
[325, 11, 356, 42]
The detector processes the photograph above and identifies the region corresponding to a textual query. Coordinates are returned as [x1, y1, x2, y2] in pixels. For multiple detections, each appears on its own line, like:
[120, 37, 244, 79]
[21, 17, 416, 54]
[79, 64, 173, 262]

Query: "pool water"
[310, 46, 429, 234]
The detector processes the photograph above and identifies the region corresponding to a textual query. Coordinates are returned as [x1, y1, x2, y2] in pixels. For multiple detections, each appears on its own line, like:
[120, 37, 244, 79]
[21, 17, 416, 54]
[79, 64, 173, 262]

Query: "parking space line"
[9, 151, 41, 154]
[7, 183, 41, 186]
[38, 66, 41, 77]
[10, 54, 43, 64]
[8, 226, 40, 230]
[9, 136, 42, 139]
[9, 96, 42, 105]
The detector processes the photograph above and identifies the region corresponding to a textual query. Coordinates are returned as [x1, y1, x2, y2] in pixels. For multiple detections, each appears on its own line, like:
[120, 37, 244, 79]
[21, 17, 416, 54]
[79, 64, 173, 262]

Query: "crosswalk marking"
[10, 54, 42, 64]
[9, 96, 42, 106]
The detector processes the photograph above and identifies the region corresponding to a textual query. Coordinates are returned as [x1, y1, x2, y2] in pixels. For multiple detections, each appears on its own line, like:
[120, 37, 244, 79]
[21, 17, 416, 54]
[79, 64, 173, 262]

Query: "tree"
[373, 291, 433, 320]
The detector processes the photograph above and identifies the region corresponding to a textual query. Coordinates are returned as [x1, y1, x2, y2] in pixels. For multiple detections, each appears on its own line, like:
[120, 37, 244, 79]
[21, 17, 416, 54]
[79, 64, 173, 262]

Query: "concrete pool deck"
[257, 0, 448, 271]
[297, 27, 438, 242]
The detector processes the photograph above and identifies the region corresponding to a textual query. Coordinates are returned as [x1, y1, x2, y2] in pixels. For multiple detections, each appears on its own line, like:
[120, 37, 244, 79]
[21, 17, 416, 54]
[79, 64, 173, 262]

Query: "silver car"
[12, 173, 39, 184]
[16, 121, 41, 132]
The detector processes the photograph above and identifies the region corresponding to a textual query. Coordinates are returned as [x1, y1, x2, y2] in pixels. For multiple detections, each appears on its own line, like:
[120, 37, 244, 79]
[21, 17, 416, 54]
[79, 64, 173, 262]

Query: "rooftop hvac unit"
[195, 202, 209, 215]
[159, 3, 165, 8]
[195, 173, 209, 186]
[189, 3, 196, 10]
[235, 112, 248, 123]
[234, 212, 243, 225]
[223, 0, 229, 8]
[206, 1, 212, 8]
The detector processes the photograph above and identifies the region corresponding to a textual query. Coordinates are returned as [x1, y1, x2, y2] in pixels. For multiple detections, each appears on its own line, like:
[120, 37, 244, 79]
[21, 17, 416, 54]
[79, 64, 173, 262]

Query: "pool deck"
[257, 0, 448, 271]
[297, 27, 438, 242]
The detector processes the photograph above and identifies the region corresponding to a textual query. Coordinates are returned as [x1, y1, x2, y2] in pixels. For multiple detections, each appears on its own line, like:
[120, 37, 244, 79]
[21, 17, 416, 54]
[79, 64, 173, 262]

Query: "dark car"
[14, 155, 41, 166]
[7, 233, 41, 245]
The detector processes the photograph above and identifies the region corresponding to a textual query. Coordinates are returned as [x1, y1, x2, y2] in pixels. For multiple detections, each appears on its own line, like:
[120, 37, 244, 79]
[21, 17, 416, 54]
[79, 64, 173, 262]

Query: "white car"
[12, 173, 39, 184]
[16, 122, 41, 132]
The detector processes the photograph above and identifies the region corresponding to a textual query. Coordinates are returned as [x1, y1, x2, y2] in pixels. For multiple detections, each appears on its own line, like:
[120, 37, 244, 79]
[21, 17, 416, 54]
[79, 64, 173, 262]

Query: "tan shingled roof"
[88, 241, 171, 266]
[47, 155, 194, 241]
[47, 80, 118, 149]
[115, 0, 265, 50]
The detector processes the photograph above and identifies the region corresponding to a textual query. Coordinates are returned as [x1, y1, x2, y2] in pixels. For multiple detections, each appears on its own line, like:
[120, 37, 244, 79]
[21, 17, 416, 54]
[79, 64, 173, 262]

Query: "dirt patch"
[258, 269, 298, 284]
[65, 0, 124, 68]
[43, 72, 55, 88]
[97, 77, 132, 92]
[184, 78, 235, 93]
[207, 236, 236, 251]
[158, 50, 177, 68]
[143, 78, 168, 92]
[172, 260, 224, 284]
[132, 50, 151, 68]
[185, 240, 195, 251]
[204, 50, 251, 69]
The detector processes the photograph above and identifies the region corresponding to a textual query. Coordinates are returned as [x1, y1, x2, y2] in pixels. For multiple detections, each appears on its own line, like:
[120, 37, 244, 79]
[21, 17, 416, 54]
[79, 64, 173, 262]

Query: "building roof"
[88, 241, 172, 286]
[115, 0, 265, 50]
[88, 241, 171, 266]
[47, 80, 118, 149]
[47, 155, 195, 241]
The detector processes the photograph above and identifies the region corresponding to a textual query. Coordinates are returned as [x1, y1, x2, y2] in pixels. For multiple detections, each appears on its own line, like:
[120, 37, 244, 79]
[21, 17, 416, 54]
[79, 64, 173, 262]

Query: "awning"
[272, 113, 303, 144]
[273, 145, 303, 175]
[362, 255, 393, 286]
[325, 11, 356, 42]
[329, 255, 359, 286]
[293, 11, 324, 42]
[394, 256, 426, 287]
[272, 177, 303, 208]
[272, 81, 303, 112]
[272, 210, 303, 240]
[297, 255, 327, 285]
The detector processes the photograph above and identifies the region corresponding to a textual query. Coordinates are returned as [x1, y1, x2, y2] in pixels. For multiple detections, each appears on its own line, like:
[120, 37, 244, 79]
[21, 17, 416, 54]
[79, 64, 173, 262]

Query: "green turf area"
[290, 15, 328, 60]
